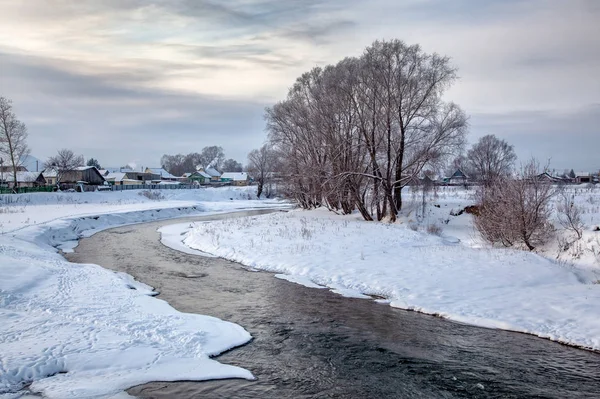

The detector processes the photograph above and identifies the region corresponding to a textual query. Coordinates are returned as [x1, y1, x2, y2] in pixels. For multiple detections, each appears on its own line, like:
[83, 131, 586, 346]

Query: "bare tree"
[556, 189, 584, 239]
[467, 134, 516, 185]
[200, 146, 225, 170]
[247, 144, 278, 198]
[47, 149, 84, 185]
[221, 158, 243, 172]
[474, 159, 555, 250]
[0, 97, 30, 190]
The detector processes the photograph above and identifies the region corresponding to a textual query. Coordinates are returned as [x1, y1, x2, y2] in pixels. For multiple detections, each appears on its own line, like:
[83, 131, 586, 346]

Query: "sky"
[0, 0, 598, 171]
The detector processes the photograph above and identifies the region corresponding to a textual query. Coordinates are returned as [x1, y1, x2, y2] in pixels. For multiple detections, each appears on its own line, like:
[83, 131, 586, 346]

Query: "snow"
[0, 186, 289, 398]
[180, 186, 600, 351]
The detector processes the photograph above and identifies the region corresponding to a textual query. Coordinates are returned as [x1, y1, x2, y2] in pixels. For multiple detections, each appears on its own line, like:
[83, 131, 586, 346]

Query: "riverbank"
[179, 205, 600, 351]
[0, 188, 288, 398]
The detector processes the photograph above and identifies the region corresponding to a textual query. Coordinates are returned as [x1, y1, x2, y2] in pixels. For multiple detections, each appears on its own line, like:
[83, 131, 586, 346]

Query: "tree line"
[160, 146, 243, 177]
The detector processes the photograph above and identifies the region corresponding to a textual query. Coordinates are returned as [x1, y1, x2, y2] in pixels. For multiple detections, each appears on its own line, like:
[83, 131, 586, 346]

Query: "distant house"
[42, 169, 58, 186]
[221, 172, 250, 186]
[2, 171, 46, 188]
[144, 168, 178, 181]
[447, 169, 468, 185]
[104, 172, 152, 186]
[201, 167, 221, 182]
[575, 172, 592, 184]
[533, 172, 566, 184]
[44, 166, 106, 186]
[184, 171, 212, 185]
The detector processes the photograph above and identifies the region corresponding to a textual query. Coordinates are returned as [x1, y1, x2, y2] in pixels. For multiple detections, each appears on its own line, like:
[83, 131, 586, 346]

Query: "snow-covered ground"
[0, 187, 289, 399]
[179, 185, 600, 351]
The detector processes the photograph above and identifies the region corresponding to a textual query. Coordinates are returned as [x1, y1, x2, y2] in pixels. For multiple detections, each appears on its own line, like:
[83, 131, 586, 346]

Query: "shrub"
[138, 190, 164, 201]
[426, 224, 443, 236]
[556, 189, 584, 239]
[473, 159, 555, 251]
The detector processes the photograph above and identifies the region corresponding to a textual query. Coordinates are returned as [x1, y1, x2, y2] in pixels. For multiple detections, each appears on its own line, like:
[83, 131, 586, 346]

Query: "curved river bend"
[66, 210, 600, 398]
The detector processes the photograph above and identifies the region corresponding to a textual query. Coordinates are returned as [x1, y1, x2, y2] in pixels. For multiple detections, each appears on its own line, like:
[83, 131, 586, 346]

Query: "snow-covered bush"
[426, 223, 442, 236]
[473, 160, 556, 251]
[138, 190, 164, 201]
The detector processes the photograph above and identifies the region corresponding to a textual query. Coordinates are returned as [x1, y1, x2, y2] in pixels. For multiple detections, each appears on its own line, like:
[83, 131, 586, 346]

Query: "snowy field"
[179, 185, 600, 351]
[0, 187, 289, 399]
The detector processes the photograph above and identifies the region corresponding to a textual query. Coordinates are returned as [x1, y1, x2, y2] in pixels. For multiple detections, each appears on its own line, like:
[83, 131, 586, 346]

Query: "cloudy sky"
[0, 0, 598, 171]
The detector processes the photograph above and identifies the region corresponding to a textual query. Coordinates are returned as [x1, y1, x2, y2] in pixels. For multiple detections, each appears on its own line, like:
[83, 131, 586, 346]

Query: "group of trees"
[160, 146, 242, 176]
[265, 39, 468, 222]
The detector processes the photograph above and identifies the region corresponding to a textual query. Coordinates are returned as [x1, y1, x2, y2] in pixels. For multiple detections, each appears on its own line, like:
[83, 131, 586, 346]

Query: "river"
[65, 210, 600, 398]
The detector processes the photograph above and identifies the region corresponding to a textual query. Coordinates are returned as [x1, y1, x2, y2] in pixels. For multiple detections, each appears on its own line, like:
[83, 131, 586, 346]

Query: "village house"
[1, 171, 46, 188]
[43, 166, 106, 187]
[199, 167, 221, 182]
[444, 169, 468, 186]
[221, 172, 250, 186]
[144, 168, 178, 181]
[533, 172, 567, 184]
[574, 172, 592, 184]
[183, 171, 212, 185]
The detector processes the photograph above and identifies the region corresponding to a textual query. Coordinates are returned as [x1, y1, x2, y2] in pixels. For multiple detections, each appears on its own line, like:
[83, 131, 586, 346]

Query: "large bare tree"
[247, 144, 279, 198]
[0, 97, 30, 190]
[47, 149, 84, 185]
[467, 134, 516, 185]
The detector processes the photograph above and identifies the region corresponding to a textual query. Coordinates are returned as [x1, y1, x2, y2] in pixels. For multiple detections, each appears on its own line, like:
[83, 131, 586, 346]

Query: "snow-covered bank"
[181, 207, 600, 351]
[0, 187, 289, 398]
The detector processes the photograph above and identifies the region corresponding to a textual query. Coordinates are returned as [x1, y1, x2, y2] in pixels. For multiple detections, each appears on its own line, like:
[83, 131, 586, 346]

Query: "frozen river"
[66, 210, 600, 398]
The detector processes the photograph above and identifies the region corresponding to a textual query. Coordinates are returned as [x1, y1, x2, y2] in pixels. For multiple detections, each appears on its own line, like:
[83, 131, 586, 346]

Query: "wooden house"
[2, 171, 46, 188]
[184, 171, 212, 184]
[575, 172, 592, 184]
[145, 168, 178, 181]
[221, 172, 250, 186]
[60, 166, 106, 185]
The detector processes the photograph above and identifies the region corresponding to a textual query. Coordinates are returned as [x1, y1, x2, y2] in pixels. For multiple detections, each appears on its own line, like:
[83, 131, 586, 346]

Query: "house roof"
[105, 172, 127, 182]
[204, 167, 221, 177]
[575, 172, 591, 177]
[3, 171, 44, 183]
[187, 171, 211, 179]
[146, 168, 177, 179]
[221, 172, 249, 181]
[42, 168, 58, 178]
[450, 169, 468, 179]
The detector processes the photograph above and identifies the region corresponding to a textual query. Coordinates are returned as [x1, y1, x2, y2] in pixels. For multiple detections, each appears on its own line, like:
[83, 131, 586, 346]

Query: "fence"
[0, 186, 55, 194]
[110, 184, 208, 191]
[0, 181, 244, 194]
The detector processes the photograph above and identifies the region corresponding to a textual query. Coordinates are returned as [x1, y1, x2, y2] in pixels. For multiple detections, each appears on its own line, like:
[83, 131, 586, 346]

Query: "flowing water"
[66, 210, 600, 398]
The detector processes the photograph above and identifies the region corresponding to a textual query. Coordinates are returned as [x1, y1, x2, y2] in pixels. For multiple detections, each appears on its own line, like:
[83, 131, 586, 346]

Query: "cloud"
[0, 0, 598, 170]
[471, 104, 600, 171]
